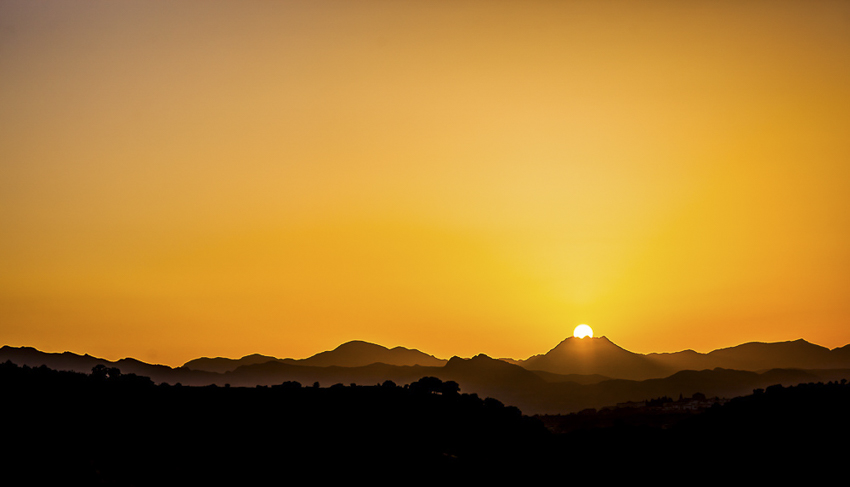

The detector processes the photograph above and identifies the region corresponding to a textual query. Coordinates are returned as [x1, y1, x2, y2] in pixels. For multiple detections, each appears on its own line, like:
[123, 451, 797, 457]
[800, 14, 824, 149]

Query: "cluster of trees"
[3, 360, 848, 483]
[1, 362, 547, 483]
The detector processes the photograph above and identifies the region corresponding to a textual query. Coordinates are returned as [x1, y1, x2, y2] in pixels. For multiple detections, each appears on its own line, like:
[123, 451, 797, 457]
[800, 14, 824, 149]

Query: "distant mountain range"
[177, 336, 850, 381]
[520, 336, 850, 380]
[3, 337, 850, 414]
[182, 340, 446, 373]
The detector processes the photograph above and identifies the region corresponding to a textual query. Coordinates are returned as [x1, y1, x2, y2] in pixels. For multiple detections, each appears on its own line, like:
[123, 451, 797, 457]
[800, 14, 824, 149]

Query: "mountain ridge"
[519, 336, 673, 380]
[5, 336, 850, 380]
[181, 340, 447, 372]
[3, 341, 850, 415]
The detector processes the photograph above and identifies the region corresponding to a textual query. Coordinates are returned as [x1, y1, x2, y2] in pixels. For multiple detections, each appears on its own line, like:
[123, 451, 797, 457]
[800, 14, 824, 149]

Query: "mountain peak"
[240, 353, 277, 360]
[547, 335, 625, 353]
[332, 340, 389, 352]
[443, 354, 545, 385]
[521, 335, 665, 380]
[301, 340, 445, 368]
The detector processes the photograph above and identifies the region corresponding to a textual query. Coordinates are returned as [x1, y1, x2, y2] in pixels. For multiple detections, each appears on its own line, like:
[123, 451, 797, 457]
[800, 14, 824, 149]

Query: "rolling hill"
[4, 336, 850, 414]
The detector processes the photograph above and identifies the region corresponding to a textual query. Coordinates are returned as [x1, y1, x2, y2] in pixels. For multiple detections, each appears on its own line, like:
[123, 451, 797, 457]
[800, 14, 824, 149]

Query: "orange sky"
[2, 1, 849, 367]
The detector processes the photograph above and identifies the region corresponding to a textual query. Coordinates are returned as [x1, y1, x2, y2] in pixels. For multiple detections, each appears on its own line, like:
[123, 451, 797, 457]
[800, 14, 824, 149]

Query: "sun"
[573, 324, 593, 339]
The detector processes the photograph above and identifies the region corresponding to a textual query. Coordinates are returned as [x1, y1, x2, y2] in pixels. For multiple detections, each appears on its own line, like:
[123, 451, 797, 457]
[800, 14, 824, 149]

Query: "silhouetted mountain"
[4, 344, 848, 483]
[518, 337, 850, 380]
[831, 343, 850, 368]
[0, 345, 219, 386]
[4, 339, 850, 415]
[645, 338, 844, 372]
[294, 340, 446, 367]
[0, 346, 102, 372]
[520, 336, 673, 380]
[182, 353, 281, 373]
[223, 354, 545, 401]
[438, 354, 545, 401]
[13, 337, 845, 385]
[0, 346, 161, 378]
[181, 340, 446, 372]
[216, 349, 849, 415]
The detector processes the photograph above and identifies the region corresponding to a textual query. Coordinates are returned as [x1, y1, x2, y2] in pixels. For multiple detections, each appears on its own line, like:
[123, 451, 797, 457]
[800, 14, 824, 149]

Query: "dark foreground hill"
[545, 379, 849, 482]
[2, 361, 848, 483]
[1, 361, 545, 484]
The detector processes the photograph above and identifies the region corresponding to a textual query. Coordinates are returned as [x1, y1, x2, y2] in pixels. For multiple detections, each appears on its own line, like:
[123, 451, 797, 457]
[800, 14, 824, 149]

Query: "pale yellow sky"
[2, 1, 849, 366]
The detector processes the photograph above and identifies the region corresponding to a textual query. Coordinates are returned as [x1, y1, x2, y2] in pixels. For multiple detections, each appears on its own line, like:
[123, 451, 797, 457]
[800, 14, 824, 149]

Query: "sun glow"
[573, 324, 593, 339]
[2, 2, 849, 365]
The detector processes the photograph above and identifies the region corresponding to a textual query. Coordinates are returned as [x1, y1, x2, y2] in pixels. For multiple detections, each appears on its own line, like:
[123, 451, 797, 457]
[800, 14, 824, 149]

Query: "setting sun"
[1, 2, 849, 482]
[573, 325, 593, 339]
[1, 1, 849, 366]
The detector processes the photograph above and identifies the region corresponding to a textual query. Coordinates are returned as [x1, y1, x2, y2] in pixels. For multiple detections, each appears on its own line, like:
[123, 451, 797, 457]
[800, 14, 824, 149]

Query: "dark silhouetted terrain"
[1, 361, 545, 484]
[521, 335, 671, 379]
[3, 361, 847, 483]
[4, 338, 850, 415]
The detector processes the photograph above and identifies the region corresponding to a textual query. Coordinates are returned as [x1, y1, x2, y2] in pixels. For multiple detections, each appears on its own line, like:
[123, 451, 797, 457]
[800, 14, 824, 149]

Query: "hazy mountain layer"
[517, 336, 850, 380]
[182, 340, 446, 372]
[4, 337, 850, 414]
[520, 336, 671, 380]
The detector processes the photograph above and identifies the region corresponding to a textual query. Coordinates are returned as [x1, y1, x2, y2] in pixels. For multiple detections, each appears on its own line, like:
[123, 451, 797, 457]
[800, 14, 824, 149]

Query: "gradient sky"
[2, 1, 849, 366]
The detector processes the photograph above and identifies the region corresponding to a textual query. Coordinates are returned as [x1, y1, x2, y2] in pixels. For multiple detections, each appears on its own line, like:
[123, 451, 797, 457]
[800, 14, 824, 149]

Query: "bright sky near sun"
[2, 1, 849, 366]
